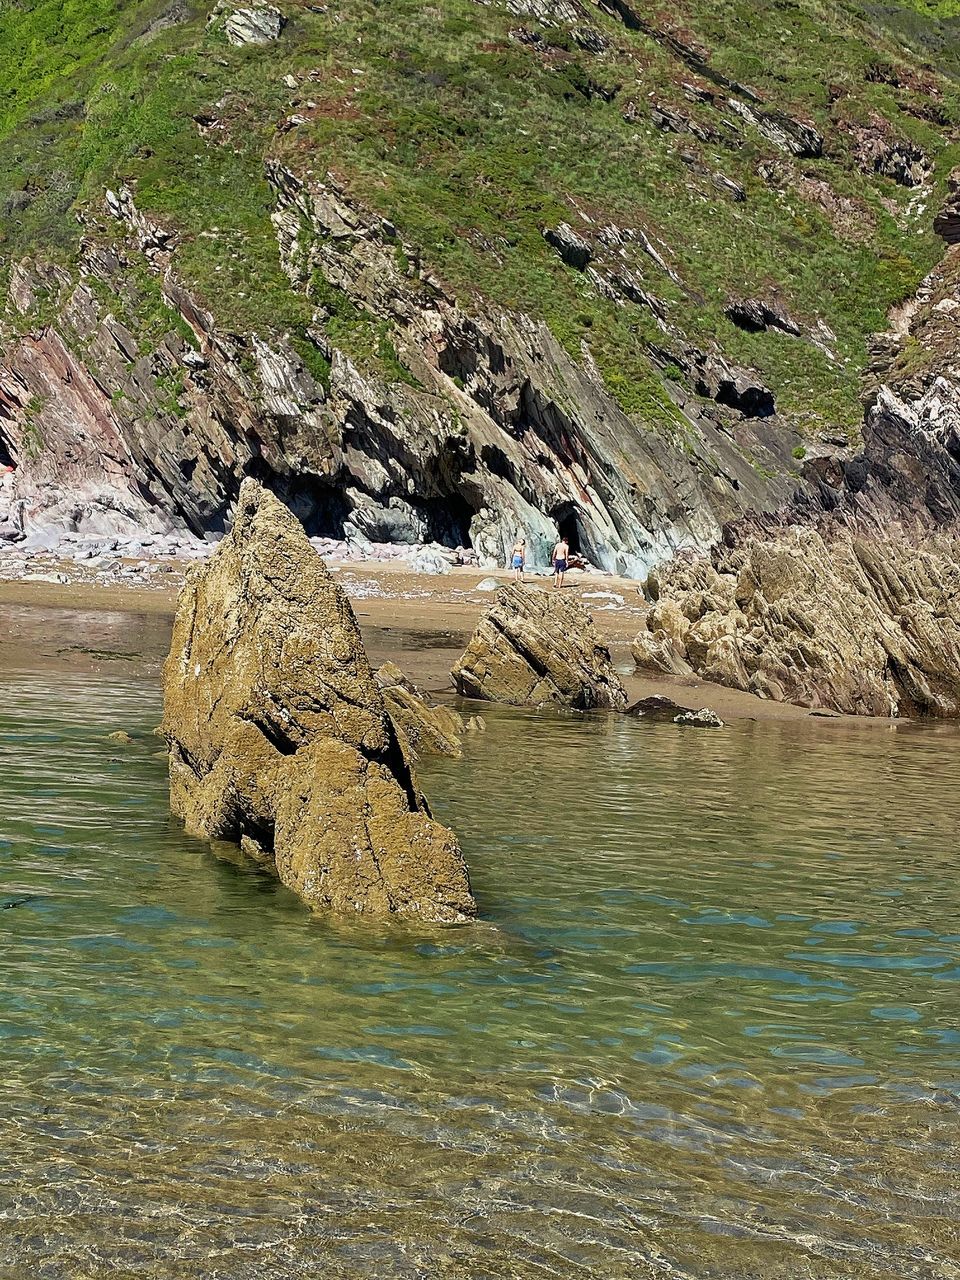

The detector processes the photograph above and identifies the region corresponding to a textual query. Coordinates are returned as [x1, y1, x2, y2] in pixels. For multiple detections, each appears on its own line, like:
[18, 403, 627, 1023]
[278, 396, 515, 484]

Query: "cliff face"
[634, 523, 960, 717]
[1, 0, 959, 569]
[0, 172, 795, 575]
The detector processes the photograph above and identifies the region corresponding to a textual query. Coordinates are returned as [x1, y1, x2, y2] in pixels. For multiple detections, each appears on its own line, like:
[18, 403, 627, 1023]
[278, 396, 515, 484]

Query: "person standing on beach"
[510, 538, 526, 583]
[552, 536, 569, 589]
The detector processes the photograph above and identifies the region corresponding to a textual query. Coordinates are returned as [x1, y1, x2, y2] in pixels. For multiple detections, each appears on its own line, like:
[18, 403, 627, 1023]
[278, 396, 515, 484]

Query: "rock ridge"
[633, 521, 960, 718]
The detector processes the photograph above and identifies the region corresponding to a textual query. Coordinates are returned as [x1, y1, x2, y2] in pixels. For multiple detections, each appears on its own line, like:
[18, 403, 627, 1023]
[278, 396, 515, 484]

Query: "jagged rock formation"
[0, 173, 796, 578]
[161, 478, 475, 922]
[0, 0, 957, 588]
[375, 661, 464, 760]
[452, 584, 627, 709]
[633, 525, 960, 718]
[800, 245, 960, 531]
[725, 299, 801, 338]
[221, 5, 284, 46]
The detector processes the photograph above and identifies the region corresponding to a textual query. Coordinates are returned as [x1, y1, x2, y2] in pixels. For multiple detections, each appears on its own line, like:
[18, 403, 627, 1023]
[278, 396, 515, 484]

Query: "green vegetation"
[1, 0, 959, 435]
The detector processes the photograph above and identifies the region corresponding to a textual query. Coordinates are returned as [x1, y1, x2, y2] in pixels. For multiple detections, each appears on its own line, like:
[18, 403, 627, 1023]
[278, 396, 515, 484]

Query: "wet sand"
[0, 563, 892, 727]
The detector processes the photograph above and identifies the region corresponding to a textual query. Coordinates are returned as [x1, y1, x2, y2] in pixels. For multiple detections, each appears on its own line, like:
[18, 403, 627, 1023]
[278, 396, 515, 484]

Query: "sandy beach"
[0, 556, 898, 728]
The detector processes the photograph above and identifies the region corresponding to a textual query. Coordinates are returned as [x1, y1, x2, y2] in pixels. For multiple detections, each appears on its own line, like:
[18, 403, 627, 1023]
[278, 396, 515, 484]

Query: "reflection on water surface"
[2, 671, 959, 1278]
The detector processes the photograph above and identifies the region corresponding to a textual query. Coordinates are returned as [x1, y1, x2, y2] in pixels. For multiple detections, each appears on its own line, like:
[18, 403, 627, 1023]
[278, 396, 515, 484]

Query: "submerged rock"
[674, 708, 724, 728]
[451, 584, 627, 710]
[161, 479, 475, 922]
[631, 525, 960, 717]
[626, 695, 724, 727]
[375, 661, 464, 760]
[625, 695, 690, 721]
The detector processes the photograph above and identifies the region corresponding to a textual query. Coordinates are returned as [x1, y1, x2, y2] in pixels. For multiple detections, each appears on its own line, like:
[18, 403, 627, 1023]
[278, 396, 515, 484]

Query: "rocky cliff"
[2, 0, 959, 574]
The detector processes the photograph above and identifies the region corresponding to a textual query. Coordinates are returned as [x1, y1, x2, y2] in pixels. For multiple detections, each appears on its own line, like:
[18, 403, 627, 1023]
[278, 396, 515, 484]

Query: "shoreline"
[0, 563, 932, 729]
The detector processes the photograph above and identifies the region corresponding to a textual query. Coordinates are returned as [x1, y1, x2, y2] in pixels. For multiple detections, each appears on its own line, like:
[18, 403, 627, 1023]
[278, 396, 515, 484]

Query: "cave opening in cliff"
[553, 502, 583, 555]
[263, 472, 351, 539]
[419, 492, 476, 548]
[0, 430, 14, 469]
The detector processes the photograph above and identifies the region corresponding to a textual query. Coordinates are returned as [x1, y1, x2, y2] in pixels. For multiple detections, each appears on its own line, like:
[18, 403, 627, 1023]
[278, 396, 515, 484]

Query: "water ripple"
[2, 674, 960, 1276]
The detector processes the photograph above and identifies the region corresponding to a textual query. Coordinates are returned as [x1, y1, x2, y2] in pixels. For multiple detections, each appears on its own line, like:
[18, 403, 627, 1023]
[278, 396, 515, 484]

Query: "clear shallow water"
[2, 672, 960, 1278]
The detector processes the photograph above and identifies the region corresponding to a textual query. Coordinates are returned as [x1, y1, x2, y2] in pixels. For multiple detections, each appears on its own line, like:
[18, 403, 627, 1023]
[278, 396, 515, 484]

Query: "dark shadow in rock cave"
[553, 501, 584, 554]
[0, 428, 16, 469]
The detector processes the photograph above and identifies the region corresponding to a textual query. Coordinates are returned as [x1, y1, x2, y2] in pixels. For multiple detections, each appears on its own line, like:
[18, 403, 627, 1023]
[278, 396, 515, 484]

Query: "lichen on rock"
[452, 584, 627, 710]
[161, 478, 475, 922]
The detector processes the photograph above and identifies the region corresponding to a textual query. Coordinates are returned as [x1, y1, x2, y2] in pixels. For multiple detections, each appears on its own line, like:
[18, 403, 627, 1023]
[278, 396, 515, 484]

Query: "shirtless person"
[552, 536, 569, 589]
[510, 538, 526, 583]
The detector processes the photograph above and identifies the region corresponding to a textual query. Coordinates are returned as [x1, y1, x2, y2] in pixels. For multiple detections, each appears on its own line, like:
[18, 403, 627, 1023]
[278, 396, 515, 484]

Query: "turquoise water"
[2, 667, 960, 1277]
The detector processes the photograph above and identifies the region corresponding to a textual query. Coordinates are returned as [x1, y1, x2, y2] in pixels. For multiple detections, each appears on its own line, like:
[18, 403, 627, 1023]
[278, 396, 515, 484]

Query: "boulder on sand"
[161, 478, 475, 923]
[451, 584, 627, 710]
[375, 661, 464, 760]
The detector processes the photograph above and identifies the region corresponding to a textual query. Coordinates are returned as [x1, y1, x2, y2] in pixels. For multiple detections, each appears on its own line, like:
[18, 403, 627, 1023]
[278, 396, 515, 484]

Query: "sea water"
[1, 667, 959, 1277]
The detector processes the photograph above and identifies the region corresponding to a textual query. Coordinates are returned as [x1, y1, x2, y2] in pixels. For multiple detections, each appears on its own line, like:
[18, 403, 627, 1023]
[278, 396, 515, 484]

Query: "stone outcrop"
[210, 2, 285, 45]
[726, 99, 823, 158]
[934, 168, 960, 245]
[0, 167, 798, 579]
[725, 298, 801, 338]
[452, 584, 627, 709]
[543, 222, 593, 270]
[799, 240, 960, 531]
[375, 661, 464, 760]
[633, 525, 960, 717]
[851, 124, 929, 188]
[161, 478, 475, 922]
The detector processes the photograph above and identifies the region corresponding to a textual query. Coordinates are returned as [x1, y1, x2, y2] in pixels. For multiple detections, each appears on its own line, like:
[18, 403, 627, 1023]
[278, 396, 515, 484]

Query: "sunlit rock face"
[452, 583, 628, 711]
[162, 478, 476, 923]
[633, 524, 960, 718]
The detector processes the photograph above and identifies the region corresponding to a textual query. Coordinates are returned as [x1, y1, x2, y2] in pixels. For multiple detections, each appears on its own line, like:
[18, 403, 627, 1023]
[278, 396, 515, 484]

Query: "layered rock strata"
[633, 525, 960, 717]
[452, 584, 627, 709]
[162, 478, 475, 922]
[0, 169, 795, 578]
[375, 661, 465, 760]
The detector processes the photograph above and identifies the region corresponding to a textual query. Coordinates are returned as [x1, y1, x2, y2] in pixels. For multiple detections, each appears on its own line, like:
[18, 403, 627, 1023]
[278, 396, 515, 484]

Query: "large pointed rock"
[452, 584, 627, 710]
[161, 479, 475, 922]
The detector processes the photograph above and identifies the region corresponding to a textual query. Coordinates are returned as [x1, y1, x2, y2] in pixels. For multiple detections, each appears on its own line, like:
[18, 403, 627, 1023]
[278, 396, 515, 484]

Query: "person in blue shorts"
[552, 536, 569, 589]
[510, 538, 526, 582]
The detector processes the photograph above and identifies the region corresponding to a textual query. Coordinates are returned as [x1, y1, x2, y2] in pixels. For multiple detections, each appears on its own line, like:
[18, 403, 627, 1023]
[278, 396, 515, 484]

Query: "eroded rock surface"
[452, 584, 627, 709]
[162, 478, 475, 922]
[0, 172, 797, 579]
[375, 661, 464, 760]
[212, 2, 284, 45]
[633, 526, 960, 717]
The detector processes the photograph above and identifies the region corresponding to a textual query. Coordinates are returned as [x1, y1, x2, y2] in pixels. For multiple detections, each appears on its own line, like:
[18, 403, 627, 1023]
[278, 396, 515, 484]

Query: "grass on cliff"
[1, 0, 959, 439]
